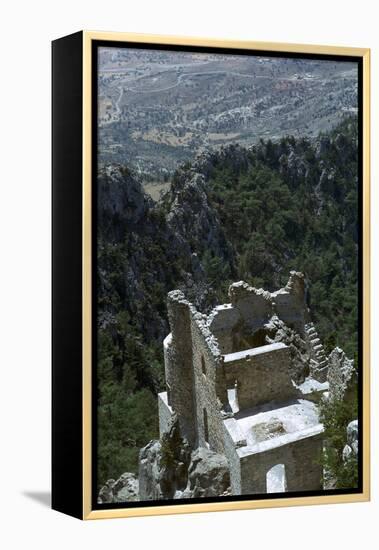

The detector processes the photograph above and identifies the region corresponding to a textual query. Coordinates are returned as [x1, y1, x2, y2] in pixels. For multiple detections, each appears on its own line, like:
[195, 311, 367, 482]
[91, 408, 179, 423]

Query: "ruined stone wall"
[285, 433, 323, 491]
[239, 431, 324, 494]
[166, 291, 197, 446]
[163, 333, 174, 406]
[226, 273, 309, 341]
[273, 292, 306, 335]
[207, 305, 241, 354]
[157, 392, 174, 436]
[190, 316, 227, 454]
[222, 420, 242, 494]
[223, 343, 296, 410]
[272, 272, 310, 335]
[229, 282, 273, 333]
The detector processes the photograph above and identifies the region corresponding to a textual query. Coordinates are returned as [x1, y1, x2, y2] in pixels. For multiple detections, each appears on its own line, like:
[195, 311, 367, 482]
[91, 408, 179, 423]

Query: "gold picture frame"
[52, 31, 370, 520]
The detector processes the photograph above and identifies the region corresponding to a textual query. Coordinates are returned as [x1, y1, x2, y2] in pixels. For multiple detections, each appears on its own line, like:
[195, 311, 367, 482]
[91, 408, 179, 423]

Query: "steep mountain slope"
[96, 116, 358, 487]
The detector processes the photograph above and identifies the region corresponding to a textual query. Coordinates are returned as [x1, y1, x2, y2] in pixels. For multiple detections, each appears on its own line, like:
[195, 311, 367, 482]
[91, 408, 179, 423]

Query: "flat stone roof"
[224, 398, 323, 457]
[296, 377, 329, 397]
[223, 342, 287, 363]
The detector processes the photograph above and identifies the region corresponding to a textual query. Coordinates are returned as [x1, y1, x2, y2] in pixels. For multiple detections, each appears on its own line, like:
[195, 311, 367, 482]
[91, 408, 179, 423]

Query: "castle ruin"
[158, 272, 330, 495]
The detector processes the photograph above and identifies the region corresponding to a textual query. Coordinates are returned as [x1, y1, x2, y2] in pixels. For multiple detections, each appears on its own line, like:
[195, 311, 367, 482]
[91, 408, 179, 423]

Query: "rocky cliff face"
[98, 472, 139, 504]
[179, 448, 231, 499]
[99, 415, 231, 503]
[139, 415, 191, 500]
[98, 165, 153, 242]
[164, 169, 233, 264]
[138, 415, 230, 501]
[97, 161, 232, 341]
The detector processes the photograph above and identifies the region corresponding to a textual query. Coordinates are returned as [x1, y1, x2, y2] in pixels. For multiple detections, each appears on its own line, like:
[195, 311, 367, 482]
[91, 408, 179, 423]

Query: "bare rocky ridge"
[97, 157, 234, 340]
[165, 171, 233, 265]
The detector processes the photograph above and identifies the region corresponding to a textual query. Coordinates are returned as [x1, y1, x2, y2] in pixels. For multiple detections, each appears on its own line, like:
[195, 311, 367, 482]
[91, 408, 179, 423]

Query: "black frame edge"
[52, 30, 84, 520]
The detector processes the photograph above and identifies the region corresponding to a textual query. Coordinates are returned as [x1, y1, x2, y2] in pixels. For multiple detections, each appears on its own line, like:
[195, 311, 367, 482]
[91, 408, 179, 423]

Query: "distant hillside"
[98, 48, 358, 178]
[96, 116, 358, 487]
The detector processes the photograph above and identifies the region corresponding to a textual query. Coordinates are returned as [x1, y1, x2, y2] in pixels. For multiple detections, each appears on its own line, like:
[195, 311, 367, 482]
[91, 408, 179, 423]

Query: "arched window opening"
[227, 380, 240, 414]
[266, 464, 287, 493]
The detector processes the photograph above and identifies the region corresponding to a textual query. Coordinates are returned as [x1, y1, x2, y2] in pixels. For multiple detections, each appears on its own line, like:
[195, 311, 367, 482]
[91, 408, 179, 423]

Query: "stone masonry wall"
[166, 291, 197, 446]
[271, 272, 310, 335]
[229, 282, 273, 333]
[163, 272, 322, 497]
[227, 272, 309, 339]
[208, 305, 241, 354]
[158, 392, 174, 436]
[223, 343, 296, 410]
[222, 420, 242, 494]
[190, 316, 227, 454]
[239, 431, 323, 494]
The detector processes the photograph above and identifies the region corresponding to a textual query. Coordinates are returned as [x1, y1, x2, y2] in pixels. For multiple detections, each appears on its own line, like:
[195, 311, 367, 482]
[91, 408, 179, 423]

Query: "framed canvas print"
[52, 31, 370, 520]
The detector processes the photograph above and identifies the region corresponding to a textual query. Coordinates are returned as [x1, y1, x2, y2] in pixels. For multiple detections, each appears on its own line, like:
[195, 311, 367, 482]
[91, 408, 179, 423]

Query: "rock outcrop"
[97, 162, 234, 341]
[179, 447, 230, 499]
[98, 165, 152, 242]
[165, 170, 232, 264]
[98, 472, 139, 504]
[138, 415, 231, 501]
[139, 415, 191, 500]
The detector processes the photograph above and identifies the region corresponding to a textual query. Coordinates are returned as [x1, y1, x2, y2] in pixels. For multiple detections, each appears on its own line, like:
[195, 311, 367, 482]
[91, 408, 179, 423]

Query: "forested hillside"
[97, 116, 359, 487]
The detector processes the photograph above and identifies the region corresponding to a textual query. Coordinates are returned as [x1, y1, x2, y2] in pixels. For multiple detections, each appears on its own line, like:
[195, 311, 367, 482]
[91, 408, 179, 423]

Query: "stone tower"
[158, 273, 331, 495]
[164, 290, 197, 446]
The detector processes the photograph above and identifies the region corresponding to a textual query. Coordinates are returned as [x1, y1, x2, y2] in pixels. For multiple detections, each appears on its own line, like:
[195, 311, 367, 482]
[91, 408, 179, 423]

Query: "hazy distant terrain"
[98, 47, 358, 183]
